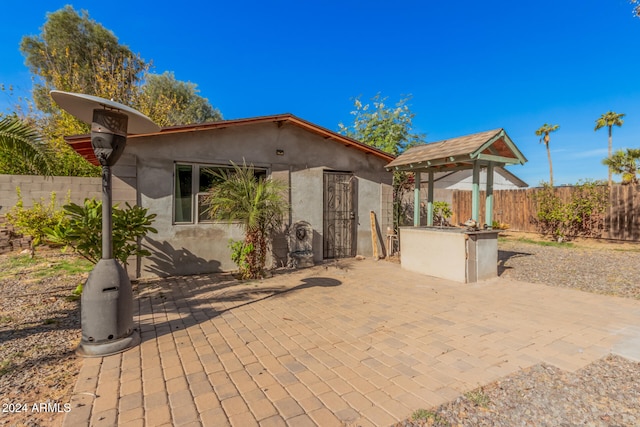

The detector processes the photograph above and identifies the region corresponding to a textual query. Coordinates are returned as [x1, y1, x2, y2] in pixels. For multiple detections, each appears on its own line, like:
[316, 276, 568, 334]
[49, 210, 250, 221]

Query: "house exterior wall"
[116, 121, 392, 277]
[431, 168, 526, 190]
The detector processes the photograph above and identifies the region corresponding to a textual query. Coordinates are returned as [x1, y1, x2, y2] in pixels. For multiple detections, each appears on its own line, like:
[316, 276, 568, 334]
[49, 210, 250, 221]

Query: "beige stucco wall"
[117, 121, 392, 277]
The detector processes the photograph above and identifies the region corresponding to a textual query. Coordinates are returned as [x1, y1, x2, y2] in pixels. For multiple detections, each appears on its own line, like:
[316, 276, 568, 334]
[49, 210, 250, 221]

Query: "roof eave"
[64, 113, 396, 165]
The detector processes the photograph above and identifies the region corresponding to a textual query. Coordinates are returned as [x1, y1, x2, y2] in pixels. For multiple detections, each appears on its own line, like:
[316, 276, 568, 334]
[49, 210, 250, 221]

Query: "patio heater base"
[76, 330, 140, 358]
[75, 258, 139, 357]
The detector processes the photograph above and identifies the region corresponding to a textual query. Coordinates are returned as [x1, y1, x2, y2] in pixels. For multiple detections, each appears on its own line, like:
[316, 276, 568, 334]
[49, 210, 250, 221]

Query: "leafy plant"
[338, 93, 424, 234]
[203, 162, 287, 279]
[491, 220, 510, 230]
[433, 201, 452, 226]
[602, 148, 640, 185]
[5, 188, 68, 254]
[565, 180, 609, 237]
[533, 184, 567, 241]
[0, 115, 52, 176]
[44, 199, 157, 266]
[533, 181, 608, 241]
[228, 239, 254, 279]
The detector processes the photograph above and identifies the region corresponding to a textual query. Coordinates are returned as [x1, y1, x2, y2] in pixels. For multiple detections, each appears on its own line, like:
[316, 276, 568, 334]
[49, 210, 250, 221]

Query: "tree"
[338, 94, 424, 155]
[339, 93, 425, 232]
[632, 0, 640, 17]
[19, 6, 147, 176]
[137, 72, 222, 127]
[0, 115, 51, 175]
[602, 148, 640, 185]
[20, 5, 147, 112]
[16, 6, 222, 176]
[595, 111, 625, 187]
[535, 123, 560, 187]
[204, 163, 288, 279]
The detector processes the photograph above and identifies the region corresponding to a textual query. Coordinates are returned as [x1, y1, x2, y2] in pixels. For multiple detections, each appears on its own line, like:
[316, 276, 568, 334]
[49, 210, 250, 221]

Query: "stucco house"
[66, 114, 394, 278]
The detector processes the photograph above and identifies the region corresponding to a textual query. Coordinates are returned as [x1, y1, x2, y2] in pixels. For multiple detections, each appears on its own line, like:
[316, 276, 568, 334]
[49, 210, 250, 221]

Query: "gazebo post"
[414, 171, 421, 226]
[485, 162, 494, 228]
[472, 162, 480, 222]
[427, 170, 434, 226]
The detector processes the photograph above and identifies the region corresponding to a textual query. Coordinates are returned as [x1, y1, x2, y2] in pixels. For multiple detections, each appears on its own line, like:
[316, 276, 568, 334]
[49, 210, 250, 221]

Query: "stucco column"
[485, 162, 494, 228]
[414, 172, 420, 226]
[472, 162, 480, 222]
[427, 170, 434, 226]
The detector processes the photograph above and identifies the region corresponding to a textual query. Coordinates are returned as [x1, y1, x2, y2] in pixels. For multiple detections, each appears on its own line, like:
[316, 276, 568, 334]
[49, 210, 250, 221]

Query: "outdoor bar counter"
[399, 226, 500, 283]
[385, 128, 527, 284]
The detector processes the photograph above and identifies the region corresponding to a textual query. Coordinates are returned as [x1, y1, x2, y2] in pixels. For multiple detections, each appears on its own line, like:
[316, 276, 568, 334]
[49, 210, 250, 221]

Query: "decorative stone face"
[287, 221, 314, 268]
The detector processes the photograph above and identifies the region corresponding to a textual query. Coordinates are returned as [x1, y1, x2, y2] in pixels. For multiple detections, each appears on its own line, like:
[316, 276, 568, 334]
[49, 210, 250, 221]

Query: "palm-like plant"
[535, 123, 560, 187]
[595, 111, 625, 187]
[602, 148, 640, 185]
[204, 162, 288, 279]
[0, 115, 51, 176]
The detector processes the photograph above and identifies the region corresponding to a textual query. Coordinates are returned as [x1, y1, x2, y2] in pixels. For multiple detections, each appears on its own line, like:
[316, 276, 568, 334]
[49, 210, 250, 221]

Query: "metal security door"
[323, 172, 355, 258]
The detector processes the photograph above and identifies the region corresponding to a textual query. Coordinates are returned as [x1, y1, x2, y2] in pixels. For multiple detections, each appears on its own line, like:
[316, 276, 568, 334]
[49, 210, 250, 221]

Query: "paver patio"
[63, 259, 640, 426]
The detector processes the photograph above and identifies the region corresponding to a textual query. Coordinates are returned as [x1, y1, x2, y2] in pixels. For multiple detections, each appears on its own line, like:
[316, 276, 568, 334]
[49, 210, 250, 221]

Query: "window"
[174, 163, 267, 224]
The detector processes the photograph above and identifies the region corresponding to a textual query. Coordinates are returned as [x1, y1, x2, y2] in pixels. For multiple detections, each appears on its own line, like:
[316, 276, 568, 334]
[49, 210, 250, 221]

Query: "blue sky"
[2, 1, 640, 186]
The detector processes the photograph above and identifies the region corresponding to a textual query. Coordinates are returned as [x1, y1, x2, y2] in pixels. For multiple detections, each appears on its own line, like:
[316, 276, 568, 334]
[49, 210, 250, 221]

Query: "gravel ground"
[395, 234, 640, 427]
[497, 236, 640, 299]
[2, 236, 640, 427]
[395, 355, 640, 427]
[0, 251, 86, 427]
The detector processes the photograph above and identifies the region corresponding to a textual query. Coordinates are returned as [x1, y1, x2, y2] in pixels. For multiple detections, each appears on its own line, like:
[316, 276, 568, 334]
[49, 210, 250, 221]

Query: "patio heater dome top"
[50, 90, 160, 134]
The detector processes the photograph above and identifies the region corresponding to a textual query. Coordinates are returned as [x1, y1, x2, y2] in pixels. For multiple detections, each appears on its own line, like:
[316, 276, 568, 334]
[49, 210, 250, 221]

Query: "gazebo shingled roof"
[386, 128, 526, 172]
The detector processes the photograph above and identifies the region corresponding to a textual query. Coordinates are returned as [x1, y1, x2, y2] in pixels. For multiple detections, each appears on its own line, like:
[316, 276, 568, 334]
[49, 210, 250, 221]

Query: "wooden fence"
[451, 184, 640, 242]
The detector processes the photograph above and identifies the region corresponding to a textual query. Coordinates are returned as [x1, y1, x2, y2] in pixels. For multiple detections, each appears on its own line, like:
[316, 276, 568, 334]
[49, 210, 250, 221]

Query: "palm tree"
[0, 115, 51, 176]
[595, 111, 625, 187]
[204, 162, 288, 279]
[602, 148, 640, 185]
[535, 123, 560, 187]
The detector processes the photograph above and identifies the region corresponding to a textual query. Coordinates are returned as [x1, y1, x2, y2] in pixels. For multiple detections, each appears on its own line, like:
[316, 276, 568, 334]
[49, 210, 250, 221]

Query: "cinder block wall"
[0, 174, 102, 215]
[0, 174, 136, 215]
[1, 173, 138, 254]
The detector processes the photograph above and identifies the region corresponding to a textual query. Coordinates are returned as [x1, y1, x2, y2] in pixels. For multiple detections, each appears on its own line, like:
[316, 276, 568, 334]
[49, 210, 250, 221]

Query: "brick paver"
[64, 259, 640, 426]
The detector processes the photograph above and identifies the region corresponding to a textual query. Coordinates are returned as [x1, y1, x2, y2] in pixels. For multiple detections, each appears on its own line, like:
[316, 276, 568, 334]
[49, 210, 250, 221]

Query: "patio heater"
[50, 90, 160, 357]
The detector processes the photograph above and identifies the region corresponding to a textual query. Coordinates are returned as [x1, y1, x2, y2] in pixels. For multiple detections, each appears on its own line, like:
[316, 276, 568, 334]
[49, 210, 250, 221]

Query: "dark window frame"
[173, 162, 268, 224]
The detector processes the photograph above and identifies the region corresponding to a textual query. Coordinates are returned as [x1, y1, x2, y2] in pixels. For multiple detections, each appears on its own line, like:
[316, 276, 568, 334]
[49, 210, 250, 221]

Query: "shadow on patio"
[134, 271, 342, 343]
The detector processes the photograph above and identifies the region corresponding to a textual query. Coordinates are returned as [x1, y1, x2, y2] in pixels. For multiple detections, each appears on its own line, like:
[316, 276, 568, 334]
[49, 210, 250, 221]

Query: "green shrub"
[433, 201, 452, 225]
[566, 180, 609, 238]
[533, 181, 608, 241]
[44, 199, 157, 266]
[533, 184, 567, 240]
[5, 188, 69, 251]
[228, 239, 254, 279]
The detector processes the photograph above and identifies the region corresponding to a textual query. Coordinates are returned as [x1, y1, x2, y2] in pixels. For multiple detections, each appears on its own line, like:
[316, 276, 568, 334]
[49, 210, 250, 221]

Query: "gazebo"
[385, 128, 527, 282]
[386, 128, 527, 226]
